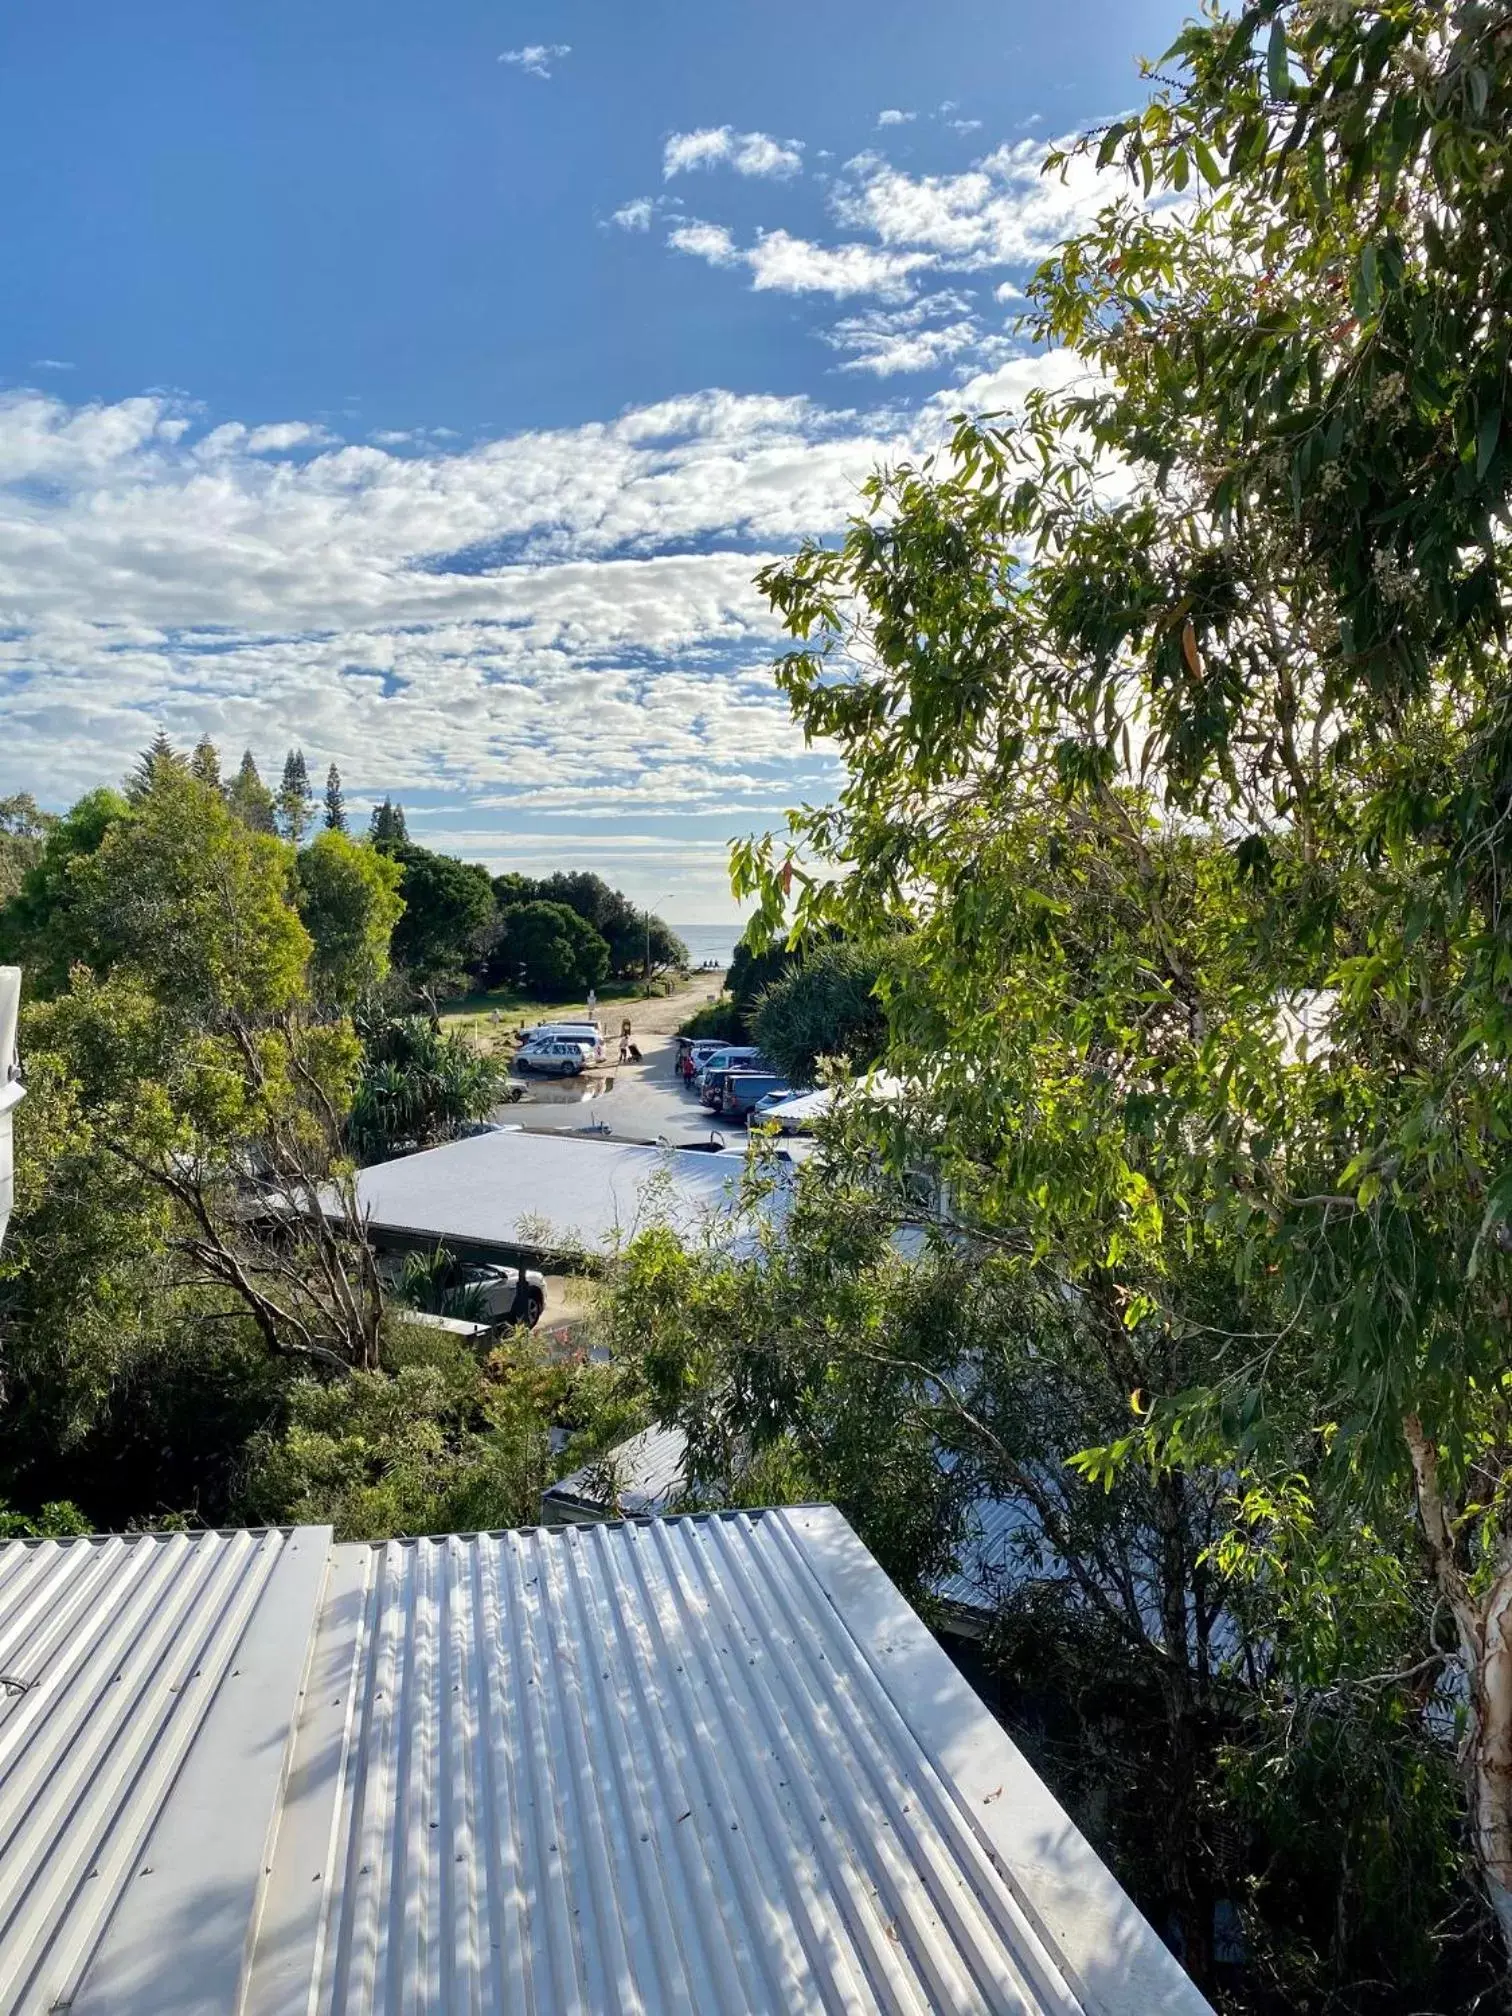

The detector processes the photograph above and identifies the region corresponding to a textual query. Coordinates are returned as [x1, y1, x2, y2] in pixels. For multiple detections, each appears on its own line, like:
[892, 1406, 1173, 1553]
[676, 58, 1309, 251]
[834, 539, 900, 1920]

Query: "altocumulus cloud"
[632, 128, 1142, 384]
[669, 221, 934, 300]
[0, 361, 1079, 881]
[662, 128, 804, 180]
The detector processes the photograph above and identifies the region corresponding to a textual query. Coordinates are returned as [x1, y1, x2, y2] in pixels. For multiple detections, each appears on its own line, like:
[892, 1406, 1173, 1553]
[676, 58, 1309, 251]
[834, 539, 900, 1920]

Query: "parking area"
[493, 1016, 738, 1147]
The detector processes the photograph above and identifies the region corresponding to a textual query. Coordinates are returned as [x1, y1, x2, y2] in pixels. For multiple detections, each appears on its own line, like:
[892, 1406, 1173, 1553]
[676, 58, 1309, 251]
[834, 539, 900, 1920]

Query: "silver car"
[516, 1037, 589, 1077]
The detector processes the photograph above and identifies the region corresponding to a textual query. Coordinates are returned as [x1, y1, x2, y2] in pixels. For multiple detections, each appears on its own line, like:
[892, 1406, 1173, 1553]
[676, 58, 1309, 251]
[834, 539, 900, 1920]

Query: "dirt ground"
[442, 972, 725, 1051]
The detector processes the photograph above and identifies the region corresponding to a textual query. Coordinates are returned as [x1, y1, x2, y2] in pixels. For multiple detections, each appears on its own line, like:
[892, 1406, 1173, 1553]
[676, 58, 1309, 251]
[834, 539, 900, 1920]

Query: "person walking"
[618, 1016, 632, 1064]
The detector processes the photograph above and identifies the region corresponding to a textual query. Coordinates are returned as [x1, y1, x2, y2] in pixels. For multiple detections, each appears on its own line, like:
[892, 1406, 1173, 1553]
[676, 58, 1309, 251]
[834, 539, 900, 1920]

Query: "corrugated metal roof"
[542, 1423, 690, 1521]
[933, 1493, 1045, 1624]
[0, 1526, 329, 2016]
[544, 1428, 1031, 1636]
[0, 1513, 1211, 2016]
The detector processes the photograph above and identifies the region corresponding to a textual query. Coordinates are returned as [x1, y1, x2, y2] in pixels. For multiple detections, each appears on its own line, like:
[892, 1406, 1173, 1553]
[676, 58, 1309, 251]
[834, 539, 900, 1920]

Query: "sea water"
[672, 923, 743, 971]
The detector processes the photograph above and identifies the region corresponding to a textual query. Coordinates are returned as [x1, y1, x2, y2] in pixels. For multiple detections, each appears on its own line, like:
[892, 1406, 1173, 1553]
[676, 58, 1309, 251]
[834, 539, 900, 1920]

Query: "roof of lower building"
[338, 1127, 773, 1261]
[0, 1509, 1208, 2015]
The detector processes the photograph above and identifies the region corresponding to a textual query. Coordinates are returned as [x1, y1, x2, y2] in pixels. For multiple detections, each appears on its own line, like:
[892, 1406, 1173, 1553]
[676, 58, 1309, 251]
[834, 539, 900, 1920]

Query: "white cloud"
[611, 197, 654, 232]
[663, 127, 803, 180]
[926, 344, 1091, 424]
[672, 221, 933, 300]
[245, 421, 330, 454]
[0, 387, 894, 828]
[0, 365, 1075, 906]
[746, 230, 933, 299]
[499, 43, 570, 78]
[653, 133, 1123, 342]
[823, 295, 982, 376]
[876, 109, 915, 128]
[830, 136, 1120, 268]
[32, 359, 75, 372]
[667, 219, 740, 267]
[947, 118, 983, 134]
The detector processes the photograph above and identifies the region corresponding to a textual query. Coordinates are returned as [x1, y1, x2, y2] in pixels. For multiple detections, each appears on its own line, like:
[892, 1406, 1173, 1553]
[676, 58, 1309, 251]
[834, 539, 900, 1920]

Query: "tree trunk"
[1472, 1570, 1512, 1955]
[1155, 1470, 1217, 1988]
[1403, 1412, 1512, 1961]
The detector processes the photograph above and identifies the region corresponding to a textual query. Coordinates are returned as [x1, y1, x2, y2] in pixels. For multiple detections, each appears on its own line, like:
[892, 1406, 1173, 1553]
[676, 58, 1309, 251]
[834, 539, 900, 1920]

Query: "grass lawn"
[439, 976, 677, 1042]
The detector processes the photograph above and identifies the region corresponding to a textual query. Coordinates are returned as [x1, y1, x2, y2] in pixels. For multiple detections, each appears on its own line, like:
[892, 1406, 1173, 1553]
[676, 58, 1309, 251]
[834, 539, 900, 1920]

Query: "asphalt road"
[491, 1000, 738, 1148]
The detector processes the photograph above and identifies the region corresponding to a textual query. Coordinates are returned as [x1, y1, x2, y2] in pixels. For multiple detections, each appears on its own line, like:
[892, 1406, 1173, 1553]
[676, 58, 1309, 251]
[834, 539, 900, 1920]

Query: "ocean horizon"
[672, 922, 743, 969]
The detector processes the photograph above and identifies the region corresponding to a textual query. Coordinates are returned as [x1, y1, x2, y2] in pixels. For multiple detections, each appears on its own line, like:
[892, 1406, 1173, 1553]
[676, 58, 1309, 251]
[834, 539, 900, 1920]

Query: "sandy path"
[614, 974, 727, 1042]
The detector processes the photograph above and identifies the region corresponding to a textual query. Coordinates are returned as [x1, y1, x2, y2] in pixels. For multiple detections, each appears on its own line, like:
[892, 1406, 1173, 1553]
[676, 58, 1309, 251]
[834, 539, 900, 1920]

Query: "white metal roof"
[543, 1423, 691, 1521]
[543, 1429, 1037, 1635]
[0, 1511, 1209, 2016]
[342, 1129, 769, 1261]
[761, 1075, 904, 1132]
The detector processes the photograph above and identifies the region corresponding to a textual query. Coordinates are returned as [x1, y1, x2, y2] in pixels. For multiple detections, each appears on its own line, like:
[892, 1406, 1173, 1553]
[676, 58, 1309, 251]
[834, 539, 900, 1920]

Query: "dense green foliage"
[0, 794, 52, 906]
[347, 1010, 506, 1163]
[487, 869, 686, 981]
[675, 998, 747, 1043]
[749, 938, 888, 1083]
[0, 789, 129, 993]
[295, 828, 405, 1008]
[681, 930, 885, 1077]
[725, 931, 796, 1021]
[491, 900, 611, 998]
[228, 749, 277, 833]
[379, 841, 497, 994]
[277, 749, 314, 844]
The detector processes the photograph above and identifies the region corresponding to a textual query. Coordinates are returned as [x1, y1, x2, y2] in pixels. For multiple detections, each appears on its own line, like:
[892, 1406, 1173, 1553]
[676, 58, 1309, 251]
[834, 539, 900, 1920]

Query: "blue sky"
[0, 0, 1187, 919]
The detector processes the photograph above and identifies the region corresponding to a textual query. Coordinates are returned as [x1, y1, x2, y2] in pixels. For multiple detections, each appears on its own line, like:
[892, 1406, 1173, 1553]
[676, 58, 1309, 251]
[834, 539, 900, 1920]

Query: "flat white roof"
[0, 1513, 1209, 2015]
[342, 1128, 770, 1260]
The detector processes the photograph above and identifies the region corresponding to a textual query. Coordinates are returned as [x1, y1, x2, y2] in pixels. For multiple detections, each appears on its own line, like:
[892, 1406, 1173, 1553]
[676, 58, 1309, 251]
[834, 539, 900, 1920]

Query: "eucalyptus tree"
[737, 0, 1512, 1964]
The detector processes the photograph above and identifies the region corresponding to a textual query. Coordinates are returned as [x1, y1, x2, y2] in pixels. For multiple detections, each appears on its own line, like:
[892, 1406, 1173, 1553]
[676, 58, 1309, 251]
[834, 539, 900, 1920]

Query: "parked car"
[386, 1255, 547, 1328]
[440, 1260, 548, 1328]
[465, 1257, 552, 1322]
[692, 1045, 762, 1092]
[701, 1058, 772, 1109]
[674, 1036, 726, 1082]
[721, 1072, 791, 1121]
[516, 1037, 588, 1077]
[519, 1022, 604, 1060]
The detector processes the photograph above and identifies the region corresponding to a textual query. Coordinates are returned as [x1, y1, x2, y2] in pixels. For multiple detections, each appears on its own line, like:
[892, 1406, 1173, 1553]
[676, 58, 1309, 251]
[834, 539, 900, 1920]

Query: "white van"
[692, 1045, 760, 1091]
[520, 1021, 604, 1060]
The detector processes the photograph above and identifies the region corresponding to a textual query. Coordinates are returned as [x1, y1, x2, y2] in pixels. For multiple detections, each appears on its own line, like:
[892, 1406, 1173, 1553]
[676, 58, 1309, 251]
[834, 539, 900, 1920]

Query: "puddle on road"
[504, 1070, 614, 1106]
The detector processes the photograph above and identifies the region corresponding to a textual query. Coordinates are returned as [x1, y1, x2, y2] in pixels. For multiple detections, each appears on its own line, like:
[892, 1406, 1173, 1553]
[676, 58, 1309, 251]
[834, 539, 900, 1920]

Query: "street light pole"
[644, 891, 674, 985]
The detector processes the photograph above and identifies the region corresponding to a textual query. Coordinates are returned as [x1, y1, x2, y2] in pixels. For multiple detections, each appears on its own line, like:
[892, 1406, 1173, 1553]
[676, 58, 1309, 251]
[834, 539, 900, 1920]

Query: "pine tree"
[227, 750, 277, 834]
[189, 736, 223, 790]
[323, 763, 347, 833]
[128, 729, 185, 802]
[277, 749, 313, 845]
[368, 798, 408, 847]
